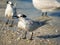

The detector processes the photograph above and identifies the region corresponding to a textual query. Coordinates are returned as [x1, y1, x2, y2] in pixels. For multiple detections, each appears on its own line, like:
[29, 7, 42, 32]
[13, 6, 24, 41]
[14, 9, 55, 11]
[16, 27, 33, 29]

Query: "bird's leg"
[22, 31, 27, 39]
[45, 12, 48, 16]
[9, 19, 14, 27]
[30, 32, 33, 40]
[25, 31, 27, 39]
[42, 12, 44, 16]
[6, 19, 9, 24]
[26, 31, 33, 40]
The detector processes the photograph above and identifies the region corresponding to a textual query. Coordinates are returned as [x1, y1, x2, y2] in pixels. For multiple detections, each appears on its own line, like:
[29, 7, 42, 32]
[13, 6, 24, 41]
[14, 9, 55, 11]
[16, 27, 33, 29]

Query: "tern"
[17, 14, 40, 39]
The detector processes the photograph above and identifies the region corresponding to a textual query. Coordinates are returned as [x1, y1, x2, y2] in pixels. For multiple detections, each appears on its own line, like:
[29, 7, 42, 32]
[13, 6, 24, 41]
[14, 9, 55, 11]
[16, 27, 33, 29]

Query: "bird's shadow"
[37, 34, 60, 39]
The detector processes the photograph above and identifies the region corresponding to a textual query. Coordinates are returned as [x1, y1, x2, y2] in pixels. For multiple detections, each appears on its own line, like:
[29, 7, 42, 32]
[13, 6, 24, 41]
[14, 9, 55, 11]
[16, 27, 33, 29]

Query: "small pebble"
[4, 31, 6, 33]
[8, 41, 11, 44]
[17, 36, 21, 41]
[55, 29, 58, 33]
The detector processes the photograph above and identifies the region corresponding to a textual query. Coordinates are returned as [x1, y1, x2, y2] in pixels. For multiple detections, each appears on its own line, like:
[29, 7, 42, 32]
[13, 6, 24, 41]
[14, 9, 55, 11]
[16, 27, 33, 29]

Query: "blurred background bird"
[32, 0, 60, 17]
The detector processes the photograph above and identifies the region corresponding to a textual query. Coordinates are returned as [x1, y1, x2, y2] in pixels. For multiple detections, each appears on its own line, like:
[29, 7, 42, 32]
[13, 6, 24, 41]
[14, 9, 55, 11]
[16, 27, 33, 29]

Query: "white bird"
[17, 14, 40, 39]
[5, 1, 17, 26]
[32, 0, 60, 16]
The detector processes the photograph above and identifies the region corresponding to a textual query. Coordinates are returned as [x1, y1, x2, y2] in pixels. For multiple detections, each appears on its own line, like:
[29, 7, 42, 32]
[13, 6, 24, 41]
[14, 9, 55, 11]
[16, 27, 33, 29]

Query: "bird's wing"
[25, 18, 33, 25]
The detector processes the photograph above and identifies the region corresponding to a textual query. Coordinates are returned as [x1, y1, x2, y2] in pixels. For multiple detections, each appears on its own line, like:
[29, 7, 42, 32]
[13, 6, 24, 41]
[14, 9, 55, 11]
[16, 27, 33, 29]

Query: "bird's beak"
[13, 16, 19, 18]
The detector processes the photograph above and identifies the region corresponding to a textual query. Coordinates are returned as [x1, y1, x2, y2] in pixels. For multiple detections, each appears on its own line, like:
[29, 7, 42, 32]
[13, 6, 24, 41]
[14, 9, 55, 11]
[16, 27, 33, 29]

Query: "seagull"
[17, 14, 40, 39]
[32, 0, 60, 16]
[5, 1, 17, 26]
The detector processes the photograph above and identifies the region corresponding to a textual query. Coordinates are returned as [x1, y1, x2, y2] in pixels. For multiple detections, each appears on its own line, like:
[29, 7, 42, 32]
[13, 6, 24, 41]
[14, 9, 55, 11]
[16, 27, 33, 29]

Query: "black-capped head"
[6, 1, 14, 6]
[17, 14, 27, 18]
[21, 14, 27, 18]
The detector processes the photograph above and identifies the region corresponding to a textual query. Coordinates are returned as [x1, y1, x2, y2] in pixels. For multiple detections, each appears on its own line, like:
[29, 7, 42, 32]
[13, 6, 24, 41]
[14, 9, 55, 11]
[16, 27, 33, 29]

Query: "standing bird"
[17, 14, 40, 39]
[32, 0, 60, 16]
[5, 1, 17, 26]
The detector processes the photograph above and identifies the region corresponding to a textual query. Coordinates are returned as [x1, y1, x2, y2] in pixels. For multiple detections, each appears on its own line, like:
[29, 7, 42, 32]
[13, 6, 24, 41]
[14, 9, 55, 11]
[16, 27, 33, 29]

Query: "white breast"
[5, 4, 14, 18]
[18, 18, 33, 31]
